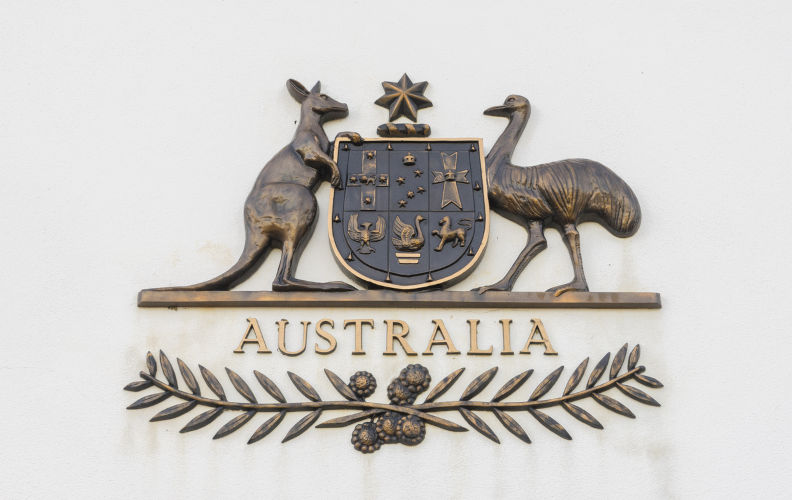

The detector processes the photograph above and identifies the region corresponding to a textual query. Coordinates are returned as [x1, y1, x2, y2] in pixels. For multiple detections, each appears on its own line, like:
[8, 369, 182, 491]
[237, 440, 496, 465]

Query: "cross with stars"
[432, 152, 469, 209]
[374, 73, 432, 122]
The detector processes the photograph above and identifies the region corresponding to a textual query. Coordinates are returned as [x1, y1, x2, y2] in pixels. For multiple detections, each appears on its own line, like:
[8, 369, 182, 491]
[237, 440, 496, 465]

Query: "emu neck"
[487, 110, 529, 169]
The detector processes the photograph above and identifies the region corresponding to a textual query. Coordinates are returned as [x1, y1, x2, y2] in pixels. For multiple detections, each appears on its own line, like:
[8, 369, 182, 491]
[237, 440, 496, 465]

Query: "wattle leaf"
[226, 368, 257, 403]
[248, 411, 286, 444]
[150, 401, 197, 422]
[458, 408, 499, 443]
[493, 409, 531, 443]
[214, 411, 256, 439]
[529, 366, 564, 401]
[287, 372, 321, 402]
[491, 369, 533, 402]
[460, 367, 498, 401]
[563, 358, 589, 396]
[424, 368, 465, 403]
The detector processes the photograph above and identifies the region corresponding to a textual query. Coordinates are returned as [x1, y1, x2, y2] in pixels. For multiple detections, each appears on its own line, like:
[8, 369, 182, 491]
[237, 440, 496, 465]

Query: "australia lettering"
[234, 317, 557, 356]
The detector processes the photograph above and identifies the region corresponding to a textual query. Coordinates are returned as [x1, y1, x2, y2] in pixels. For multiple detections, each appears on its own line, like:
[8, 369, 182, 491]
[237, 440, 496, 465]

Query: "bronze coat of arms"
[129, 73, 663, 452]
[329, 138, 489, 289]
[140, 73, 655, 308]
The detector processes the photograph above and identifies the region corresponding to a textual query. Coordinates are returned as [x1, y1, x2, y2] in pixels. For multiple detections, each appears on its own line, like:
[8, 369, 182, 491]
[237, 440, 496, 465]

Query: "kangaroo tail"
[147, 233, 270, 291]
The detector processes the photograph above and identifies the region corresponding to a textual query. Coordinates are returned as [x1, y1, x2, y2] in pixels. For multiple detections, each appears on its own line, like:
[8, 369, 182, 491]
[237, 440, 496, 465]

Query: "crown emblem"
[402, 152, 416, 166]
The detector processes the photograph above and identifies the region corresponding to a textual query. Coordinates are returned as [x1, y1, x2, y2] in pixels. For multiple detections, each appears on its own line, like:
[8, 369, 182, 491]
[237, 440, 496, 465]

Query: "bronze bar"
[137, 290, 661, 309]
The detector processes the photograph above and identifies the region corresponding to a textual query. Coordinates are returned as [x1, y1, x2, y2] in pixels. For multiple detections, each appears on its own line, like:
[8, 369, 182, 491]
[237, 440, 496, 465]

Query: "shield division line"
[329, 137, 490, 290]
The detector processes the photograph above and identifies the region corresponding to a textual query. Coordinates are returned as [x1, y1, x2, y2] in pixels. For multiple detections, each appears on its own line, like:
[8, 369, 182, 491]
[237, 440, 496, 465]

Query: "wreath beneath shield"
[125, 344, 662, 452]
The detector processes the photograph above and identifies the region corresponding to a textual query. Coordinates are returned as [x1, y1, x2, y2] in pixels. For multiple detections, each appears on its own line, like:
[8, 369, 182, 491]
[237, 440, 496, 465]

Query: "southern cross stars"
[374, 73, 432, 122]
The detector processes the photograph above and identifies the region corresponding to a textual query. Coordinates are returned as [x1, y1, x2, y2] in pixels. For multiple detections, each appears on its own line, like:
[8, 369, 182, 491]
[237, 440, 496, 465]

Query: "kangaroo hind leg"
[272, 240, 356, 292]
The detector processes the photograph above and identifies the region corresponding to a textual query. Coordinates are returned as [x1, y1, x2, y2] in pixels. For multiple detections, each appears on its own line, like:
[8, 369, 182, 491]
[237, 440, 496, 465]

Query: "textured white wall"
[1, 1, 791, 498]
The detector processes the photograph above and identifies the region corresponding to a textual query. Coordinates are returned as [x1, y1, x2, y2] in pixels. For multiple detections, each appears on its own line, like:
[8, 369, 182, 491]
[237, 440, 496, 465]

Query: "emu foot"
[546, 281, 588, 297]
[473, 281, 512, 294]
[272, 279, 357, 292]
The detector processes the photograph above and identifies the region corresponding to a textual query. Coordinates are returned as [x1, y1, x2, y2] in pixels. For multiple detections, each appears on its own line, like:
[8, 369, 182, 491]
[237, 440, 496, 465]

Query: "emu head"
[287, 79, 349, 124]
[484, 94, 531, 119]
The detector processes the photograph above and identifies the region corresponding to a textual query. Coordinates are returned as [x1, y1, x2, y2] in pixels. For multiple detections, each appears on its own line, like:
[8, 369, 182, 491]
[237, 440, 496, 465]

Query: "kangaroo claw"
[336, 132, 364, 145]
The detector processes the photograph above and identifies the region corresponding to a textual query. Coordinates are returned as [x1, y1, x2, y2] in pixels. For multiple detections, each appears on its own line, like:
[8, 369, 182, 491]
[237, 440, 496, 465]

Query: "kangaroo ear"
[310, 81, 321, 93]
[287, 79, 309, 103]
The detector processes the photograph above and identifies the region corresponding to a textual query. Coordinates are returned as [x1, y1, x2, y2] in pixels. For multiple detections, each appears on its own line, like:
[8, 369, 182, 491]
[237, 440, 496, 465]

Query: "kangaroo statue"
[151, 79, 361, 292]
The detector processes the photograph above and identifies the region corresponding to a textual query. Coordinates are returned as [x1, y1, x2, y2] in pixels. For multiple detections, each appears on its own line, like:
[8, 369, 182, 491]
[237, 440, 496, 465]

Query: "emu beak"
[483, 105, 510, 117]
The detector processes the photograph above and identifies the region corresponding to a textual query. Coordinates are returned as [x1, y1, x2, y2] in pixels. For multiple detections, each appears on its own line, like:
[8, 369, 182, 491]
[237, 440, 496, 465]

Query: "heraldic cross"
[432, 152, 469, 209]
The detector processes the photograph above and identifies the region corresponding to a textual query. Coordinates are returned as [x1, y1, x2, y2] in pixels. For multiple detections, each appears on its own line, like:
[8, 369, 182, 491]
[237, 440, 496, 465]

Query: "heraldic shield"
[329, 138, 490, 289]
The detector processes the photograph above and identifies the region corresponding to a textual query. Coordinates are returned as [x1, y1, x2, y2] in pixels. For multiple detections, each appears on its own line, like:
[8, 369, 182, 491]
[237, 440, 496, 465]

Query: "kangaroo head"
[439, 216, 450, 226]
[484, 94, 531, 119]
[287, 79, 349, 124]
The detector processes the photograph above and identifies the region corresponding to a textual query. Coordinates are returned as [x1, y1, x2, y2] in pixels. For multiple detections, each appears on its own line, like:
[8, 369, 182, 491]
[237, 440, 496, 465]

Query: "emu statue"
[475, 95, 641, 296]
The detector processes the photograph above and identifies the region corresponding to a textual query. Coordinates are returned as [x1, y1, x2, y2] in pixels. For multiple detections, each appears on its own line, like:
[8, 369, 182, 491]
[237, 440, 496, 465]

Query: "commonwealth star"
[374, 73, 432, 122]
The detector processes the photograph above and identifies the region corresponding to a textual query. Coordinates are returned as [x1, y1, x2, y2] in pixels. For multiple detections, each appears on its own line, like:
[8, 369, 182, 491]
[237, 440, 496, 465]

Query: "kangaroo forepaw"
[335, 131, 364, 145]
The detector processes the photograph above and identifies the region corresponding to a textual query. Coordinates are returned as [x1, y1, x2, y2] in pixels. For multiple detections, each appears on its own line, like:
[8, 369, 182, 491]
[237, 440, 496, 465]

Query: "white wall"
[1, 1, 790, 498]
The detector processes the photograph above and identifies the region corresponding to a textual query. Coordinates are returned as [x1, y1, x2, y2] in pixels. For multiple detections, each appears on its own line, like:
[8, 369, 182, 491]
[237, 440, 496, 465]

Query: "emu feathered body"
[488, 157, 640, 237]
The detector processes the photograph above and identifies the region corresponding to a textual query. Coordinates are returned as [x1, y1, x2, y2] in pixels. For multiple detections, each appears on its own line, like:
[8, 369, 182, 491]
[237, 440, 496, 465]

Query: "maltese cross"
[432, 152, 469, 209]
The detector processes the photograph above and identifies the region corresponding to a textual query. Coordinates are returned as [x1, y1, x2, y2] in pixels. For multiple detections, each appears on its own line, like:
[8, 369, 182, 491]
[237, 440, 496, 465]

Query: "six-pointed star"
[375, 73, 432, 122]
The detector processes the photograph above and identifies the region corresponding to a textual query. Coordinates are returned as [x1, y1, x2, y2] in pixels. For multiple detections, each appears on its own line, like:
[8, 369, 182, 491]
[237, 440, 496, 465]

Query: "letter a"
[234, 318, 271, 353]
[423, 319, 461, 355]
[520, 318, 557, 355]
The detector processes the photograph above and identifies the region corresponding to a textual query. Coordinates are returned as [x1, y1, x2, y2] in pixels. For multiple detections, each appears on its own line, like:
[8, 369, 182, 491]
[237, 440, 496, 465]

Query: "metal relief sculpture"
[473, 95, 642, 296]
[329, 137, 489, 289]
[125, 344, 663, 452]
[148, 79, 360, 292]
[374, 73, 432, 137]
[130, 73, 663, 452]
[140, 74, 652, 307]
[391, 215, 426, 251]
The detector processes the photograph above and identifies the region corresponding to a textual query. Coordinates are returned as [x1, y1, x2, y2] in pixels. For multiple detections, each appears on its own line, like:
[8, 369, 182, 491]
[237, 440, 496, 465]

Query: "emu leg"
[474, 220, 546, 293]
[272, 241, 356, 292]
[547, 223, 589, 296]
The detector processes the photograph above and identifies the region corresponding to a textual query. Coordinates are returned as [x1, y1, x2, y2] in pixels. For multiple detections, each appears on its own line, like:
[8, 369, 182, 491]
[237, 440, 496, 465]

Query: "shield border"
[329, 137, 490, 290]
